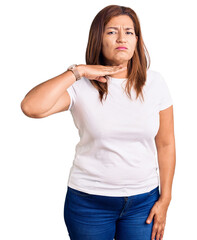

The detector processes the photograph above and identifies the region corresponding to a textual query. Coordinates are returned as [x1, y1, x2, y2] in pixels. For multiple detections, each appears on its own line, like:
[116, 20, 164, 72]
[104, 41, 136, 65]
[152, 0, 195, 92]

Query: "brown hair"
[85, 4, 151, 104]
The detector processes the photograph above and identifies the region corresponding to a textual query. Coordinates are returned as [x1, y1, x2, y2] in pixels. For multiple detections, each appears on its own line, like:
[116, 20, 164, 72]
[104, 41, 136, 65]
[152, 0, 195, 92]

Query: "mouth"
[116, 47, 128, 50]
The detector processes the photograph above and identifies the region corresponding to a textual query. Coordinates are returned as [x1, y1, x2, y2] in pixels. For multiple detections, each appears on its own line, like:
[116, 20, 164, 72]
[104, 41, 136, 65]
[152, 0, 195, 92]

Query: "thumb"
[146, 210, 155, 224]
[98, 76, 107, 82]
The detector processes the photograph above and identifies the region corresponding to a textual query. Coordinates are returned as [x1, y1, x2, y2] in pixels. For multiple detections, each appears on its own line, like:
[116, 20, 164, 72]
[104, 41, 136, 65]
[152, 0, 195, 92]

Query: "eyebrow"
[106, 27, 134, 30]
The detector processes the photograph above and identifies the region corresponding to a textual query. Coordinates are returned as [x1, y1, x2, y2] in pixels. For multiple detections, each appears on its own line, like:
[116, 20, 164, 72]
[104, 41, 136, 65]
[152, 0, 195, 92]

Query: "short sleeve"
[158, 74, 173, 111]
[66, 84, 77, 111]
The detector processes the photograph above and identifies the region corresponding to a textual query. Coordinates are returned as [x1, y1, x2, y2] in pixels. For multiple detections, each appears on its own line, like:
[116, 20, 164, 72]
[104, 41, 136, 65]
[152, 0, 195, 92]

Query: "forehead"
[105, 15, 134, 28]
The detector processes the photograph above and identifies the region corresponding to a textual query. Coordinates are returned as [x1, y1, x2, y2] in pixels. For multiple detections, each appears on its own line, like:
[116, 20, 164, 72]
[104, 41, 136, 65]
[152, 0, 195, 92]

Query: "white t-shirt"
[66, 69, 173, 197]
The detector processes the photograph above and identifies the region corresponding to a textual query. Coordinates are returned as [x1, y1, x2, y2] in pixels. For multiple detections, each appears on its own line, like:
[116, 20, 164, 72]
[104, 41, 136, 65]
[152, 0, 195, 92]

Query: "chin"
[114, 59, 129, 64]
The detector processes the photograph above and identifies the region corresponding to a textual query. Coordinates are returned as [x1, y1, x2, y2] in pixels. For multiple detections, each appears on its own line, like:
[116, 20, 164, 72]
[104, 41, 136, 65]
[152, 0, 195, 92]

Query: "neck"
[103, 59, 128, 79]
[109, 71, 128, 79]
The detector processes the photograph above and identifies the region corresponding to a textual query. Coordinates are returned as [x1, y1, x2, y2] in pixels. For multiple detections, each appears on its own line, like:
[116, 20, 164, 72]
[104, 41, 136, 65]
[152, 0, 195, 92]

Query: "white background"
[1, 0, 196, 239]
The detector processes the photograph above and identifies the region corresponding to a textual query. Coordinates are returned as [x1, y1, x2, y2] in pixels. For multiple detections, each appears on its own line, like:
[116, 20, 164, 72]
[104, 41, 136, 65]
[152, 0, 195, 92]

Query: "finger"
[105, 64, 124, 69]
[146, 211, 155, 224]
[156, 226, 164, 240]
[101, 65, 126, 76]
[160, 230, 164, 240]
[151, 225, 158, 240]
[105, 65, 125, 70]
[107, 66, 127, 74]
[97, 76, 107, 82]
[156, 230, 161, 240]
[112, 65, 126, 70]
[115, 66, 127, 71]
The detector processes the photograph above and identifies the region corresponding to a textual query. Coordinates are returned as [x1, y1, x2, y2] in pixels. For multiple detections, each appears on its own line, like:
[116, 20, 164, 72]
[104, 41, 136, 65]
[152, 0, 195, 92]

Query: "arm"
[146, 105, 176, 239]
[20, 65, 84, 117]
[155, 105, 176, 205]
[21, 64, 126, 118]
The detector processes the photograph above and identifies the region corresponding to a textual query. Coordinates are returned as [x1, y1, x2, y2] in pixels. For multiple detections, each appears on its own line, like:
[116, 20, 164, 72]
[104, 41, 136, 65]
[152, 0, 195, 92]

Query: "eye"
[107, 31, 116, 34]
[107, 31, 134, 35]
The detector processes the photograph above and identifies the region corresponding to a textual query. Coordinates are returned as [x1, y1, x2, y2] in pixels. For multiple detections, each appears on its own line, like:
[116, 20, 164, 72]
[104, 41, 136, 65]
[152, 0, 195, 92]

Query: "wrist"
[159, 195, 171, 205]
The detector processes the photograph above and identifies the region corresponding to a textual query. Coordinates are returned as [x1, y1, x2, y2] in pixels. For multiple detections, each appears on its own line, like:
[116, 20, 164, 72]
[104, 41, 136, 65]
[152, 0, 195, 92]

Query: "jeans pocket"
[68, 187, 92, 198]
[148, 186, 159, 196]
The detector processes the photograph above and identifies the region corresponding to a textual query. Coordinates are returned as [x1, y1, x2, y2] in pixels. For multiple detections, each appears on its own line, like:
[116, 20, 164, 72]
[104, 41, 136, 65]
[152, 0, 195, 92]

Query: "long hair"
[85, 5, 151, 104]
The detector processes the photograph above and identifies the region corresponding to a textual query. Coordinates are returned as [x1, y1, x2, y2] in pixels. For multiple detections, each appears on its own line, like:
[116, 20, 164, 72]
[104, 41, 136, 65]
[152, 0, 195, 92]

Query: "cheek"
[129, 39, 136, 46]
[128, 40, 137, 51]
[103, 39, 111, 48]
[102, 41, 113, 54]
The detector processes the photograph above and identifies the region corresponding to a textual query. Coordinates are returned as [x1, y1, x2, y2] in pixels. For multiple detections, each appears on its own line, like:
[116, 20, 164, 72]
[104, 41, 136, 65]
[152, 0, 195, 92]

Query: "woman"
[21, 5, 176, 240]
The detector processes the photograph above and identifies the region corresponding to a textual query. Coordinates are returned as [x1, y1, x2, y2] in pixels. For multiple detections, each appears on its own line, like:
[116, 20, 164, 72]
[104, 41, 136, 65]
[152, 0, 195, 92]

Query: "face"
[102, 15, 138, 66]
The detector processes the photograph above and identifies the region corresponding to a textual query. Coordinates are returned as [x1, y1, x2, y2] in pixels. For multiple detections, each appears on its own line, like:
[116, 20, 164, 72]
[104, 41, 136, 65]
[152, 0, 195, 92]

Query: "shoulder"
[71, 76, 90, 89]
[146, 69, 165, 87]
[147, 69, 163, 81]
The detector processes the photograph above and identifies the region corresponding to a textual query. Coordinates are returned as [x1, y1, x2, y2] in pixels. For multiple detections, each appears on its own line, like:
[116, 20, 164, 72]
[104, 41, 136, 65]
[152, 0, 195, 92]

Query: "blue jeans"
[64, 185, 160, 240]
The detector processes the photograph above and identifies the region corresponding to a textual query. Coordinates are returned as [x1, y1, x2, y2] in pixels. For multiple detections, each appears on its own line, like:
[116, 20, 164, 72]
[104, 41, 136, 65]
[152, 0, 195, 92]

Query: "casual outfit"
[64, 69, 173, 239]
[66, 69, 173, 197]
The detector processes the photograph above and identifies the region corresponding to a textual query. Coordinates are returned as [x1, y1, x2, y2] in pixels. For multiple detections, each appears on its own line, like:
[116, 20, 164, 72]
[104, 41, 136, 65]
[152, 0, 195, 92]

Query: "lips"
[116, 46, 127, 49]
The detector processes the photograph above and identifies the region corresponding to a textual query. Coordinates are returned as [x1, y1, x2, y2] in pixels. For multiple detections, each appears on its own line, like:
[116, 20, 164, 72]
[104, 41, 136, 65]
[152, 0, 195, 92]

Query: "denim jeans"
[64, 185, 160, 240]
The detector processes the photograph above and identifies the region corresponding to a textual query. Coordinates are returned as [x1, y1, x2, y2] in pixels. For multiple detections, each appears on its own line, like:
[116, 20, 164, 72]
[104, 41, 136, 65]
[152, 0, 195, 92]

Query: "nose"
[116, 30, 126, 43]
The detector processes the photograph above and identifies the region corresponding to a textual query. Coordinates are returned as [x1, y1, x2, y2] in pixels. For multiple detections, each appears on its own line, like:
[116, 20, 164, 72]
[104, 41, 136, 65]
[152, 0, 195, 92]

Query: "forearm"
[21, 65, 84, 116]
[157, 143, 176, 203]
